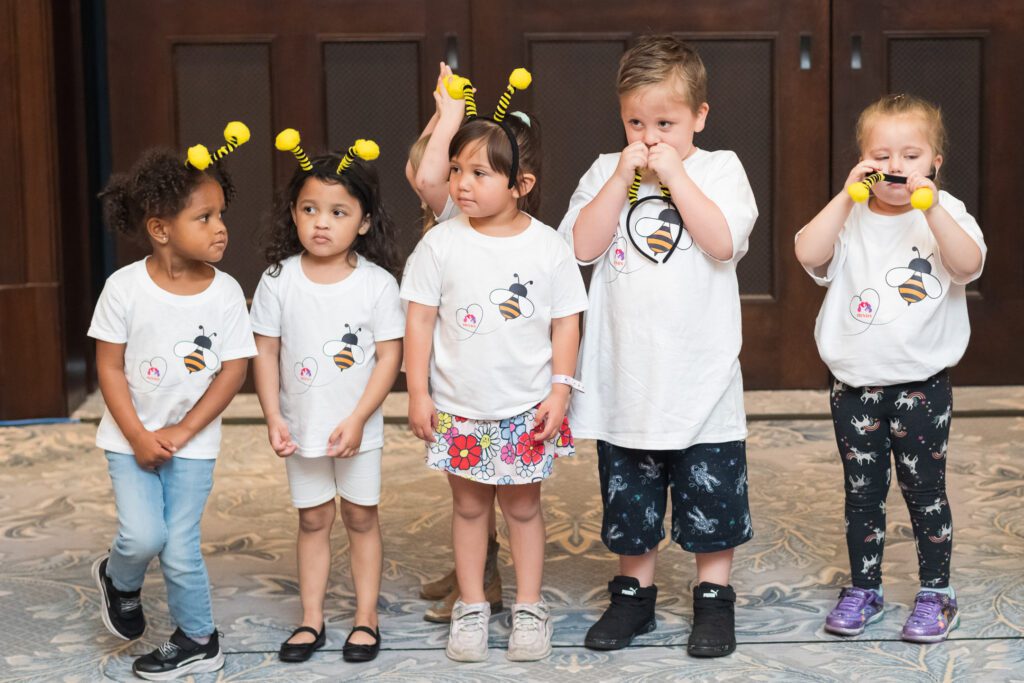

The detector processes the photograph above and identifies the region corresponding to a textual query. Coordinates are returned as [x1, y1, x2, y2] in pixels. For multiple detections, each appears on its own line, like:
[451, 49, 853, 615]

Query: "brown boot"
[424, 537, 503, 623]
[419, 569, 456, 601]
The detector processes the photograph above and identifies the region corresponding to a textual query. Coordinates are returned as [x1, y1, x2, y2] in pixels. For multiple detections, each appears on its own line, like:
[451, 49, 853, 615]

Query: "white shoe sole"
[506, 643, 552, 662]
[445, 642, 488, 662]
[133, 650, 225, 680]
[92, 556, 135, 641]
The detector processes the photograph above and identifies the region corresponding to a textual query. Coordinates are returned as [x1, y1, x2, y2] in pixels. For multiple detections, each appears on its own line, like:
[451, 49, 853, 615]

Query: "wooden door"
[105, 0, 469, 297]
[470, 0, 832, 388]
[832, 0, 1024, 384]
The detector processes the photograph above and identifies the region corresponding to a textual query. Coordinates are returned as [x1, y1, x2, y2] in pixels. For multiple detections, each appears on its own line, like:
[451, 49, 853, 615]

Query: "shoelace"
[119, 597, 141, 613]
[907, 594, 943, 625]
[835, 589, 872, 615]
[457, 609, 487, 633]
[157, 640, 180, 659]
[513, 609, 541, 632]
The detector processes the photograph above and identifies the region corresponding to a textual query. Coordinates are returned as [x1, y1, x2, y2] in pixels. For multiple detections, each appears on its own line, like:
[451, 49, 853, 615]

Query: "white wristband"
[552, 374, 584, 393]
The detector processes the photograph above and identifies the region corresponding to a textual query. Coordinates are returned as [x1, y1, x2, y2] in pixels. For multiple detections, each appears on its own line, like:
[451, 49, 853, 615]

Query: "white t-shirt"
[88, 258, 257, 459]
[800, 191, 986, 387]
[250, 254, 405, 457]
[401, 214, 589, 420]
[558, 149, 758, 449]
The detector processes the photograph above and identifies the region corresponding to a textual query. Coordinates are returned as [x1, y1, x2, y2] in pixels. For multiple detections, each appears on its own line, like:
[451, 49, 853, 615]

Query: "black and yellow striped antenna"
[186, 121, 250, 170]
[275, 128, 313, 171]
[336, 139, 380, 175]
[628, 170, 671, 206]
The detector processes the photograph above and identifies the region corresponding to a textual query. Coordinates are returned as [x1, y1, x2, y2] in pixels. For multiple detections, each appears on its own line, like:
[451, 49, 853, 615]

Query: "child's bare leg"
[695, 548, 734, 586]
[291, 499, 336, 644]
[620, 547, 658, 586]
[448, 473, 495, 603]
[495, 483, 544, 603]
[339, 499, 382, 645]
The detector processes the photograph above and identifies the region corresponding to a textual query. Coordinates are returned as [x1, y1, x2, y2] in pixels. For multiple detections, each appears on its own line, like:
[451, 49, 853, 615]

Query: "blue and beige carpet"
[2, 390, 1023, 681]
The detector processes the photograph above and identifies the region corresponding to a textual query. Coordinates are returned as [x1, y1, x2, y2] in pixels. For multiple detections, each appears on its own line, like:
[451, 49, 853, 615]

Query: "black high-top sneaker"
[688, 582, 737, 657]
[92, 555, 145, 640]
[132, 628, 224, 680]
[584, 575, 657, 650]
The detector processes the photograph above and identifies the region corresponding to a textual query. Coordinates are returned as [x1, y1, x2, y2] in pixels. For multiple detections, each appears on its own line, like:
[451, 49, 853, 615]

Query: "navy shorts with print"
[597, 440, 753, 555]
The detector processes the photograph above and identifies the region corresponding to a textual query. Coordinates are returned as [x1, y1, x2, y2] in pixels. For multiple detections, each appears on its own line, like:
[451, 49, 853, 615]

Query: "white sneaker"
[446, 600, 491, 662]
[506, 601, 552, 661]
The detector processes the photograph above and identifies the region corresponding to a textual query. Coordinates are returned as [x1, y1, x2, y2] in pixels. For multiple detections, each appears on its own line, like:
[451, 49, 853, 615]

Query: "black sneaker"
[92, 555, 145, 640]
[687, 582, 737, 657]
[584, 575, 657, 650]
[132, 628, 225, 680]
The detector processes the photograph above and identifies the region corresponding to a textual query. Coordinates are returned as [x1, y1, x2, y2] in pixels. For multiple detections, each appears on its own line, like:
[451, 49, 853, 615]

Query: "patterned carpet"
[2, 407, 1024, 681]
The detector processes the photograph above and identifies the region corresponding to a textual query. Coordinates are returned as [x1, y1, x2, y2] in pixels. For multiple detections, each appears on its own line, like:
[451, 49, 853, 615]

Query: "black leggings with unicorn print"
[830, 371, 953, 589]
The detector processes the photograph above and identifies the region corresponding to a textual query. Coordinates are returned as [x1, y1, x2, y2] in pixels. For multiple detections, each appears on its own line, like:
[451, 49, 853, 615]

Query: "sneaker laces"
[834, 588, 873, 616]
[907, 593, 943, 626]
[456, 608, 487, 634]
[513, 608, 541, 633]
[157, 640, 181, 659]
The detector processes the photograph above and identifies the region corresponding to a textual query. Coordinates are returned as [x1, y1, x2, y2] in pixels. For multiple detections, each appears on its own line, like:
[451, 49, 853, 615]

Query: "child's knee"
[497, 490, 541, 525]
[298, 500, 336, 533]
[339, 499, 379, 534]
[115, 522, 167, 561]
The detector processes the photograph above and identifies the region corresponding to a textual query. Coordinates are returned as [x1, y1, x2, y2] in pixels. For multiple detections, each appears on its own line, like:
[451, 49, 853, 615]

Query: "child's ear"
[693, 102, 710, 133]
[147, 217, 169, 245]
[358, 214, 372, 235]
[932, 154, 943, 176]
[513, 173, 537, 199]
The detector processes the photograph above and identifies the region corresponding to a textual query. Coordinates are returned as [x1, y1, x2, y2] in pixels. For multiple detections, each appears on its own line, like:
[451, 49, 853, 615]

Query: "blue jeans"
[104, 451, 216, 638]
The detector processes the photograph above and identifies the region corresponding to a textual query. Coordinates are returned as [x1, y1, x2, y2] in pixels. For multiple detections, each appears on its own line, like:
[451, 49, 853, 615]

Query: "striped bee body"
[333, 347, 356, 371]
[898, 273, 928, 305]
[646, 226, 675, 254]
[499, 296, 522, 321]
[184, 350, 207, 374]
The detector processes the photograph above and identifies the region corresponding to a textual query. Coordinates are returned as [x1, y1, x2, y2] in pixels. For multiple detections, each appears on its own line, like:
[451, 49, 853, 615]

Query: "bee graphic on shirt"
[323, 324, 365, 372]
[490, 274, 535, 321]
[174, 325, 220, 374]
[634, 207, 692, 257]
[885, 247, 943, 305]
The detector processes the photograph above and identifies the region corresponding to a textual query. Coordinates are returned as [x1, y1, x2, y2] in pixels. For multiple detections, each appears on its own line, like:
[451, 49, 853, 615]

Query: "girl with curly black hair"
[89, 147, 256, 679]
[251, 148, 404, 664]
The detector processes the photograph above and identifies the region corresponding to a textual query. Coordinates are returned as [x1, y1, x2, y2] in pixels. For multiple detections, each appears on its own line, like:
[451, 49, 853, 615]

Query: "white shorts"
[284, 448, 382, 508]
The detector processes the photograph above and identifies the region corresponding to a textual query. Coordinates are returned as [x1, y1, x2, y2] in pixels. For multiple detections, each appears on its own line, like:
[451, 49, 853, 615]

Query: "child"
[89, 137, 256, 680]
[251, 134, 404, 663]
[559, 36, 758, 657]
[406, 62, 503, 624]
[403, 77, 588, 662]
[795, 93, 985, 642]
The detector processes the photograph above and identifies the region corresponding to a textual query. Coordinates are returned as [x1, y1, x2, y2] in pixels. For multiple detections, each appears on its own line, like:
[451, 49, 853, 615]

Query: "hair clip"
[336, 139, 380, 175]
[275, 128, 313, 171]
[186, 121, 250, 170]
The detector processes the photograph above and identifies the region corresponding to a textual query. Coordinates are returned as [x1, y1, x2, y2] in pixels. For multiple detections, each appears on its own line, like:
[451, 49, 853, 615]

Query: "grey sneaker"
[446, 600, 490, 662]
[506, 601, 552, 661]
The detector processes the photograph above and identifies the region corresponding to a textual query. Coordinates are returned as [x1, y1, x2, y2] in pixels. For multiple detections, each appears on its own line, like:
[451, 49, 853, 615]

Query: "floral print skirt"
[427, 404, 575, 484]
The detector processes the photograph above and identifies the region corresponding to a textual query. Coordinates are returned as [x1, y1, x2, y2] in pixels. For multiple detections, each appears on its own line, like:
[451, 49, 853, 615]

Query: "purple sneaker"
[824, 587, 884, 636]
[902, 591, 959, 643]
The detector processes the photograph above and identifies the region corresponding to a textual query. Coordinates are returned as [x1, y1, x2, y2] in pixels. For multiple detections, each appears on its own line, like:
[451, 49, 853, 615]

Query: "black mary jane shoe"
[278, 624, 326, 663]
[342, 625, 381, 663]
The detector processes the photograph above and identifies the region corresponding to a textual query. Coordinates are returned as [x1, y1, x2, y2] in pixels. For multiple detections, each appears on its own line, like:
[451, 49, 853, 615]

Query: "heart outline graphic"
[294, 357, 318, 385]
[139, 358, 167, 387]
[456, 304, 483, 333]
[849, 289, 881, 325]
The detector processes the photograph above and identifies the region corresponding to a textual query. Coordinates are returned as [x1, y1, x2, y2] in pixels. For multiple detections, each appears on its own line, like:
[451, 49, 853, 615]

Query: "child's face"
[620, 79, 708, 159]
[160, 178, 228, 262]
[291, 177, 369, 259]
[861, 113, 943, 208]
[448, 140, 520, 219]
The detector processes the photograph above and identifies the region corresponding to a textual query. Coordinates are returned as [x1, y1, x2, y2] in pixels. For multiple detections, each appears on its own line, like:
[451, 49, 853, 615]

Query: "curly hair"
[98, 148, 234, 243]
[449, 114, 542, 216]
[263, 153, 399, 277]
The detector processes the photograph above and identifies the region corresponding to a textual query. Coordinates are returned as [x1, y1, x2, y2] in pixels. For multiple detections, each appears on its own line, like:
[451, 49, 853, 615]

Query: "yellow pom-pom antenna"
[275, 128, 312, 171]
[446, 75, 477, 117]
[336, 138, 380, 175]
[847, 171, 884, 203]
[210, 121, 250, 162]
[186, 144, 212, 171]
[493, 67, 532, 122]
[911, 187, 934, 211]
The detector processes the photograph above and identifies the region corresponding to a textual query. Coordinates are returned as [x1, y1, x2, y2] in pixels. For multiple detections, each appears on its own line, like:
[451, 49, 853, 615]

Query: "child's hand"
[154, 424, 193, 451]
[845, 161, 879, 189]
[266, 415, 297, 458]
[328, 415, 365, 458]
[647, 142, 686, 186]
[905, 170, 938, 203]
[532, 386, 571, 443]
[434, 62, 465, 123]
[409, 392, 438, 443]
[128, 430, 175, 470]
[614, 141, 649, 185]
